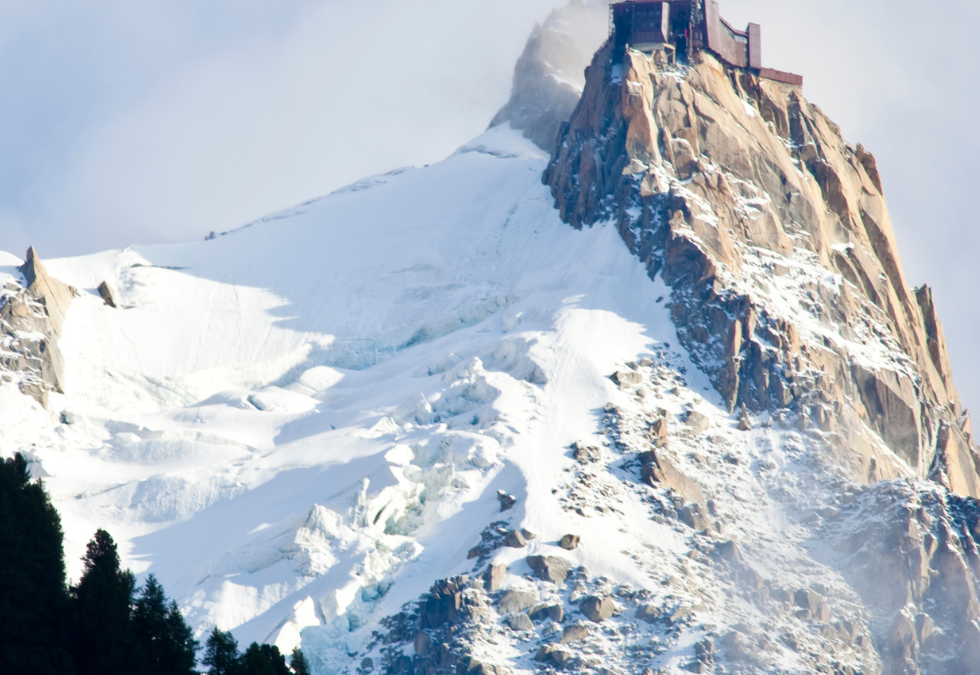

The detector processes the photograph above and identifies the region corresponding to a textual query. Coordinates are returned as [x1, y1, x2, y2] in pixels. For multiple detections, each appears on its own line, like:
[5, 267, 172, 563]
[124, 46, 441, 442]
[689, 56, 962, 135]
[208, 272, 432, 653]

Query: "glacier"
[6, 15, 980, 666]
[1, 125, 731, 671]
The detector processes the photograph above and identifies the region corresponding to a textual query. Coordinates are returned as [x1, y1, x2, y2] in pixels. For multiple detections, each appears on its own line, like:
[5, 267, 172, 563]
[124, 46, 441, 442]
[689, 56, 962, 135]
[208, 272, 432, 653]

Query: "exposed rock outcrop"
[826, 481, 980, 675]
[526, 555, 573, 585]
[581, 595, 616, 622]
[0, 247, 74, 405]
[544, 43, 980, 498]
[97, 280, 118, 308]
[558, 534, 580, 550]
[375, 576, 506, 675]
[640, 448, 705, 507]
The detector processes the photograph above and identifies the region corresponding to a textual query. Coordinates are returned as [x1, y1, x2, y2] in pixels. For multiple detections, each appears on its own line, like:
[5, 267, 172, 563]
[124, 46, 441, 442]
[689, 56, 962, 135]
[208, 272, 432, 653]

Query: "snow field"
[0, 127, 700, 668]
[0, 126, 896, 674]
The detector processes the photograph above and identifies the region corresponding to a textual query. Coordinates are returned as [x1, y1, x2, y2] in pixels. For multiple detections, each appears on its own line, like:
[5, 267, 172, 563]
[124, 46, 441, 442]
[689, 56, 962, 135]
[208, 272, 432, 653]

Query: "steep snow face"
[6, 111, 978, 672]
[3, 118, 975, 674]
[0, 126, 720, 667]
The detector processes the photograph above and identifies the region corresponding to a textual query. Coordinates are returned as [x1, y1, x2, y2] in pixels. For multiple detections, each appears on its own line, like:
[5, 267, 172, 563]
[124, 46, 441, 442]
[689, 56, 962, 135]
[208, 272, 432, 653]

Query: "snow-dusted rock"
[581, 595, 616, 622]
[498, 589, 537, 615]
[483, 563, 506, 593]
[560, 622, 590, 644]
[558, 534, 580, 550]
[546, 41, 979, 497]
[505, 613, 534, 631]
[530, 603, 564, 623]
[526, 555, 573, 585]
[0, 247, 74, 403]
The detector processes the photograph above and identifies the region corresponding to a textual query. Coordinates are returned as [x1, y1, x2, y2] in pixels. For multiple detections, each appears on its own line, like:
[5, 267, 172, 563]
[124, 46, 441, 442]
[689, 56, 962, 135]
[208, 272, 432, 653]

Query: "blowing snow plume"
[4, 1, 980, 675]
[490, 0, 609, 153]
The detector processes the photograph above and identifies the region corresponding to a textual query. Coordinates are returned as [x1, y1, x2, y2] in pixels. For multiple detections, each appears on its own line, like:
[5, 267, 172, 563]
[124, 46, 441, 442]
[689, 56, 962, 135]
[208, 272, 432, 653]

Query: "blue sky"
[3, 0, 980, 416]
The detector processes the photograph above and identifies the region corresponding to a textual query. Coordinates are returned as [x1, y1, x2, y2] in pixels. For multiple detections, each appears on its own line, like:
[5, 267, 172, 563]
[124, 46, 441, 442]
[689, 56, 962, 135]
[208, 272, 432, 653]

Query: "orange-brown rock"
[0, 247, 75, 404]
[545, 44, 980, 497]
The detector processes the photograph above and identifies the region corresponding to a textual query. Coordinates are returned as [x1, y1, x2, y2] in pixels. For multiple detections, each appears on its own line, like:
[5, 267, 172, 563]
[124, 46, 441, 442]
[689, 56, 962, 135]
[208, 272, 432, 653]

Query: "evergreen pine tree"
[263, 644, 291, 675]
[290, 647, 311, 675]
[203, 627, 242, 675]
[0, 453, 73, 675]
[68, 529, 136, 675]
[0, 454, 202, 675]
[0, 452, 306, 675]
[132, 575, 198, 675]
[165, 599, 199, 672]
[240, 642, 290, 675]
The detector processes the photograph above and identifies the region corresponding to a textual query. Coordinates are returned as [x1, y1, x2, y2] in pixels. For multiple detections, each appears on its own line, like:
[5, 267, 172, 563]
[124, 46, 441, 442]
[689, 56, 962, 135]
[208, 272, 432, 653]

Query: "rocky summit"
[544, 40, 976, 498]
[2, 2, 980, 675]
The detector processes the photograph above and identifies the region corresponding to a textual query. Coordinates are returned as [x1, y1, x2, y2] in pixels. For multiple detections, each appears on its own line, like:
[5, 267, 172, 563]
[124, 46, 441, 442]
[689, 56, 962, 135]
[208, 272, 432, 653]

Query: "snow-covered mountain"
[4, 3, 980, 675]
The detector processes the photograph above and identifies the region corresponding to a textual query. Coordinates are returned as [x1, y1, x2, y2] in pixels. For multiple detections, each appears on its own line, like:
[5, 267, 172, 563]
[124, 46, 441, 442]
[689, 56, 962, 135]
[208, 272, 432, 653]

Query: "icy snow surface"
[0, 127, 873, 674]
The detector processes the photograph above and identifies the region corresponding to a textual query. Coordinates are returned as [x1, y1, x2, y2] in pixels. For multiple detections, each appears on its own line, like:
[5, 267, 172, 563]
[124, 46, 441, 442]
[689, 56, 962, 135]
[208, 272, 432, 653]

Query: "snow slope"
[0, 126, 728, 668]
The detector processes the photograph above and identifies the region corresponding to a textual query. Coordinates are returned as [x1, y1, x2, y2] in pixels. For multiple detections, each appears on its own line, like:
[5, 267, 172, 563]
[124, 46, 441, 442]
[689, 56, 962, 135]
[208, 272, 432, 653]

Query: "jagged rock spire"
[545, 44, 978, 499]
[0, 247, 75, 404]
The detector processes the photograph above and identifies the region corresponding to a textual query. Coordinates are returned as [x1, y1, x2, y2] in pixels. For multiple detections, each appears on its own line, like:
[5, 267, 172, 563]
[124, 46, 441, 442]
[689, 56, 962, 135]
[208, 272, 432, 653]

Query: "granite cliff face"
[0, 248, 74, 406]
[544, 44, 978, 500]
[529, 38, 980, 675]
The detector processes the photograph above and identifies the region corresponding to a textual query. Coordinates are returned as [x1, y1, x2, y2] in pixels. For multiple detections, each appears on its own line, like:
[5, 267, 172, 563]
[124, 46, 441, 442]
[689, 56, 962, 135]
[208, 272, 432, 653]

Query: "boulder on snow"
[712, 540, 741, 563]
[535, 645, 573, 666]
[636, 604, 661, 623]
[558, 534, 580, 550]
[794, 589, 831, 621]
[497, 490, 517, 512]
[498, 589, 537, 614]
[685, 410, 710, 431]
[640, 450, 705, 507]
[678, 503, 711, 531]
[581, 595, 616, 622]
[527, 555, 572, 584]
[561, 622, 590, 644]
[572, 442, 602, 463]
[483, 563, 506, 592]
[466, 661, 504, 675]
[723, 631, 754, 661]
[97, 281, 118, 308]
[613, 370, 643, 387]
[505, 613, 534, 631]
[504, 530, 527, 548]
[531, 603, 564, 623]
